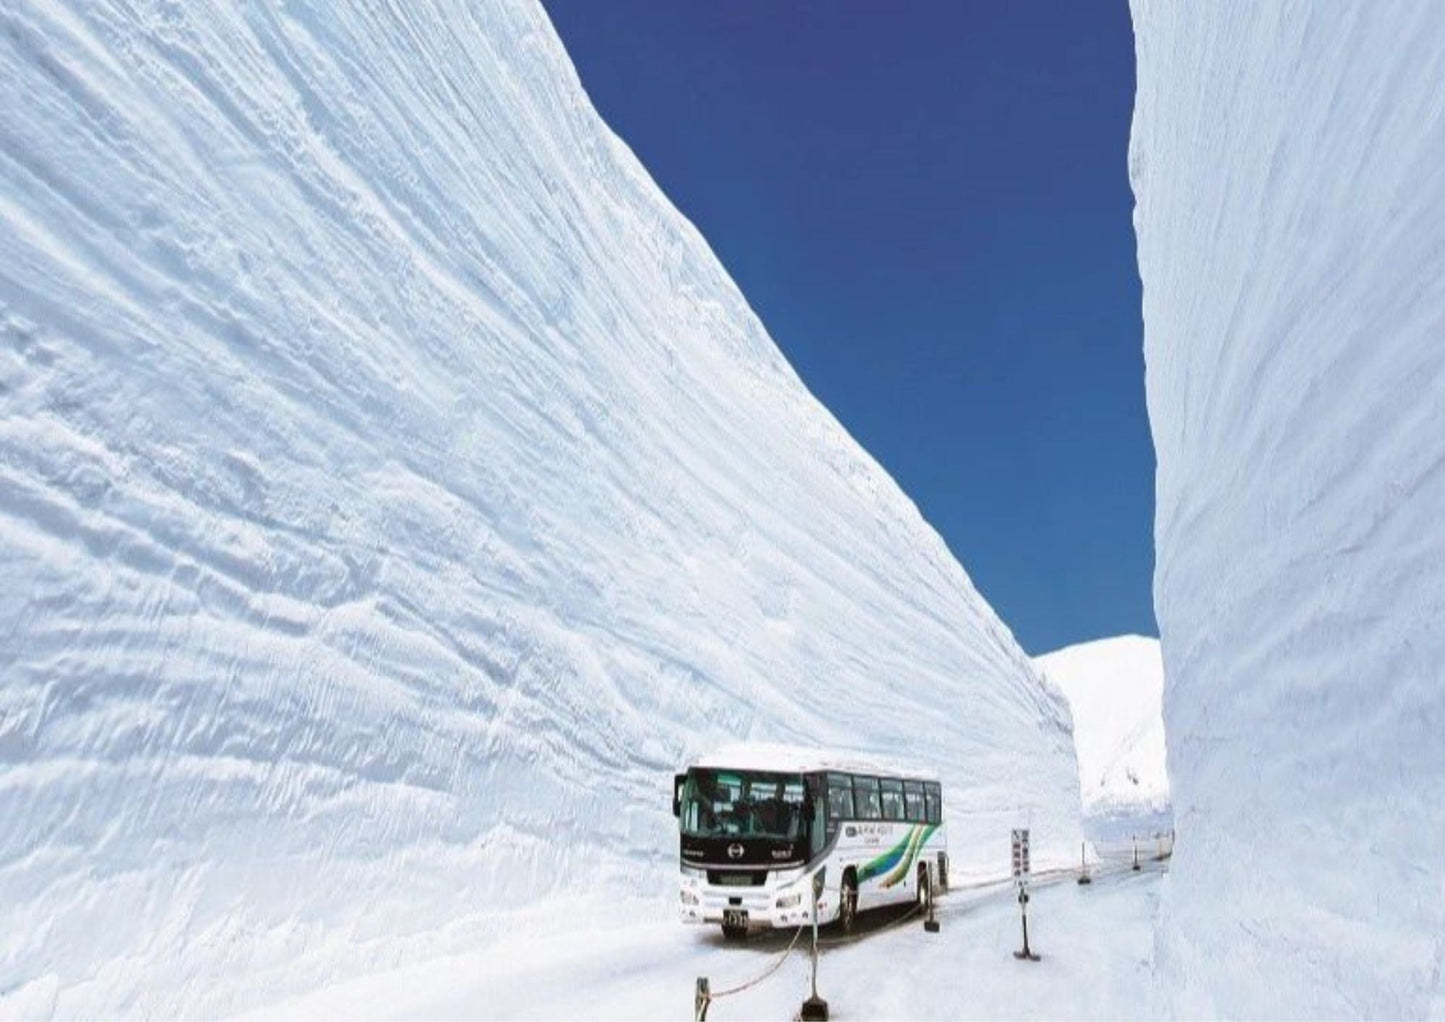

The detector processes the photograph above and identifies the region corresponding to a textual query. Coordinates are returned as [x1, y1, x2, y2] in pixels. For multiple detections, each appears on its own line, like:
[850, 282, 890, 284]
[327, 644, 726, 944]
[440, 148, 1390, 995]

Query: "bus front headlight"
[775, 891, 803, 910]
[681, 889, 700, 906]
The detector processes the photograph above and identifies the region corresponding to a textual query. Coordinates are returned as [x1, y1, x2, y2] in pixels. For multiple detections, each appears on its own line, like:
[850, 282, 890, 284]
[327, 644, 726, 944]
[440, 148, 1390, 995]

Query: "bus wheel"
[917, 863, 932, 913]
[839, 871, 858, 934]
[721, 922, 748, 941]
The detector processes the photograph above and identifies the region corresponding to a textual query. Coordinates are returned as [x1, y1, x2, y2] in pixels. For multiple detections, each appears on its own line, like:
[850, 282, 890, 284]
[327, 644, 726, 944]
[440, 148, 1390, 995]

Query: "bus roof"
[686, 742, 940, 783]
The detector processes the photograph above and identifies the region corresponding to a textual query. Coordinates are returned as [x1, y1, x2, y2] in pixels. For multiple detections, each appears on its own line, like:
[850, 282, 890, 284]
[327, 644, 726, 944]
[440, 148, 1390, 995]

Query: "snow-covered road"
[246, 865, 1166, 1021]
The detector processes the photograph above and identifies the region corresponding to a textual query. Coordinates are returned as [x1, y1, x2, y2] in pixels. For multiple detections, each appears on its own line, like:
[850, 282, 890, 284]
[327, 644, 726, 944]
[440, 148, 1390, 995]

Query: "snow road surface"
[243, 867, 1167, 1021]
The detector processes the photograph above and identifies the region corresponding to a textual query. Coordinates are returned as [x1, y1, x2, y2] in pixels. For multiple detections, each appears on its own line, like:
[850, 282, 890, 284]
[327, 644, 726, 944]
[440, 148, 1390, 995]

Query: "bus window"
[879, 778, 905, 821]
[924, 791, 939, 824]
[680, 770, 808, 839]
[771, 778, 808, 839]
[827, 774, 855, 822]
[925, 782, 942, 824]
[809, 777, 828, 854]
[903, 781, 925, 822]
[853, 776, 882, 820]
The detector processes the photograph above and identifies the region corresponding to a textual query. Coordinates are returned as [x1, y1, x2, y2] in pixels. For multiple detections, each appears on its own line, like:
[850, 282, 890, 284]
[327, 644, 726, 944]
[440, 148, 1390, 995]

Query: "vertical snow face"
[1131, 3, 1445, 1016]
[1035, 635, 1169, 836]
[0, 1, 1078, 1014]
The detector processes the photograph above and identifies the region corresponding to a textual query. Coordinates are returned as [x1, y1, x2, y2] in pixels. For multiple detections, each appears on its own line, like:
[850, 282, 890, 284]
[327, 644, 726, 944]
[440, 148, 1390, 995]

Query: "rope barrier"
[816, 898, 923, 947]
[696, 924, 808, 1019]
[711, 924, 807, 998]
[938, 856, 1161, 911]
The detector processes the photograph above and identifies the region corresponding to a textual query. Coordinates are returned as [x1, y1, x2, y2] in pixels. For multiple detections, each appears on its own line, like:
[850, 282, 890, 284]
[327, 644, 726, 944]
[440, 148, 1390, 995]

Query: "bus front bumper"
[678, 876, 836, 930]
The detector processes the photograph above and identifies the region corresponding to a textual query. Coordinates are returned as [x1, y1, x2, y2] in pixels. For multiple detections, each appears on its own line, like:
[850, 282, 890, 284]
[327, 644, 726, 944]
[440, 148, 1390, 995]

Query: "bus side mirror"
[673, 773, 685, 817]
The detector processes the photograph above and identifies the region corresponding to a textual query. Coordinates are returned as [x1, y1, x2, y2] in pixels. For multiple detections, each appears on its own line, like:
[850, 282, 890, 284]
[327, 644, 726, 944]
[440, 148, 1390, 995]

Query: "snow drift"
[1035, 635, 1169, 840]
[1131, 2, 1445, 1016]
[0, 1, 1079, 1015]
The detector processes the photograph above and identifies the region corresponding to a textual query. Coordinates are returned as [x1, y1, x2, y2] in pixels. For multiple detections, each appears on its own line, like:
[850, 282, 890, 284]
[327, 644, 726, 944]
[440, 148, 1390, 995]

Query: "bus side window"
[879, 778, 904, 821]
[854, 776, 882, 820]
[925, 782, 942, 824]
[903, 780, 925, 822]
[924, 791, 939, 824]
[827, 775, 855, 825]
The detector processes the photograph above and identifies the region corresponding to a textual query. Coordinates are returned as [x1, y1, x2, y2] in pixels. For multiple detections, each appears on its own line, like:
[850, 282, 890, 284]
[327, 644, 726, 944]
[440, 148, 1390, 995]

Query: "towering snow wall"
[1131, 3, 1445, 1016]
[1035, 635, 1169, 837]
[0, 1, 1079, 1015]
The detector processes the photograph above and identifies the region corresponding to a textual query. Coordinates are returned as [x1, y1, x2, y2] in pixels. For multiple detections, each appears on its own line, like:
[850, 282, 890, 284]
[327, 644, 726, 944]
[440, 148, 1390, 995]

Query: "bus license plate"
[723, 909, 748, 929]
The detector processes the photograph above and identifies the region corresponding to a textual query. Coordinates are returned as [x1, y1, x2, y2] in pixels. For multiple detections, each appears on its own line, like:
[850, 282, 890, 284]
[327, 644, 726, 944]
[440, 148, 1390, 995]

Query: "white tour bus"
[673, 743, 947, 939]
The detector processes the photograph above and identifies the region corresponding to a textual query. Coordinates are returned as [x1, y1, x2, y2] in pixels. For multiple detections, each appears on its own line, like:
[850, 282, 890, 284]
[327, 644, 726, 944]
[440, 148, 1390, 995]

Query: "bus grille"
[708, 870, 767, 887]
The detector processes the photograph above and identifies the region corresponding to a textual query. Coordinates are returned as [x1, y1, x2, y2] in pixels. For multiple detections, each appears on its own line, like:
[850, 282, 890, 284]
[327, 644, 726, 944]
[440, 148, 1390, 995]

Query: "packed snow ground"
[0, 0, 1079, 1015]
[241, 866, 1168, 1021]
[1035, 636, 1170, 840]
[1132, 1, 1445, 1016]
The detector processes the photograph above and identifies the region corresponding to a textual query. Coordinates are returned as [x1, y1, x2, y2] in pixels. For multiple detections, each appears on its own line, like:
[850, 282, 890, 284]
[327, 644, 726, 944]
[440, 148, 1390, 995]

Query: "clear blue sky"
[542, 1, 1155, 654]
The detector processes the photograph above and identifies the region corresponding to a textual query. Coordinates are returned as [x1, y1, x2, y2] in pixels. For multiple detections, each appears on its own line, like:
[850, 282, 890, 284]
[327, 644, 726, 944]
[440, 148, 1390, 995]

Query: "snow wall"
[1035, 635, 1169, 837]
[0, 1, 1080, 1015]
[1130, 3, 1445, 1017]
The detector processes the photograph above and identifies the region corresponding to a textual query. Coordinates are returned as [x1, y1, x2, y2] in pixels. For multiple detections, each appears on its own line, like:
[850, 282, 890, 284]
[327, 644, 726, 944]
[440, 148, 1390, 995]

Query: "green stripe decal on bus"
[857, 829, 913, 883]
[882, 823, 939, 888]
[882, 825, 928, 888]
[857, 824, 940, 887]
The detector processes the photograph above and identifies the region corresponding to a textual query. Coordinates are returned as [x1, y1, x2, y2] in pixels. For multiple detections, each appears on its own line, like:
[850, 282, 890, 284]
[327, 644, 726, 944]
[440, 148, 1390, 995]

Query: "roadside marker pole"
[1010, 828, 1041, 962]
[800, 871, 829, 1021]
[1077, 841, 1092, 885]
[1132, 835, 1141, 872]
[694, 977, 710, 1022]
[1013, 884, 1041, 962]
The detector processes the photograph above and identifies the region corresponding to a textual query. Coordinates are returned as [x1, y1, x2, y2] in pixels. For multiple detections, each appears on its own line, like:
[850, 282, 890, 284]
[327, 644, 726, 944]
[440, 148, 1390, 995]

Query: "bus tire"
[917, 863, 931, 912]
[938, 852, 949, 891]
[839, 870, 858, 934]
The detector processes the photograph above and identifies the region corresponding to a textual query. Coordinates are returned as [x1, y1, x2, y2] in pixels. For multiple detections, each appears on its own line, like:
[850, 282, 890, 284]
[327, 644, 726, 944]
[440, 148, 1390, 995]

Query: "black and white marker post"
[694, 977, 710, 1022]
[1011, 828, 1041, 962]
[800, 870, 828, 1021]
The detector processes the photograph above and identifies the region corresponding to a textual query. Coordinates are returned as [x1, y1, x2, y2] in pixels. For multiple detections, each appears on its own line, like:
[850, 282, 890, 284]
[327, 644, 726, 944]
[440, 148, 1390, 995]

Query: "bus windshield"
[680, 769, 808, 841]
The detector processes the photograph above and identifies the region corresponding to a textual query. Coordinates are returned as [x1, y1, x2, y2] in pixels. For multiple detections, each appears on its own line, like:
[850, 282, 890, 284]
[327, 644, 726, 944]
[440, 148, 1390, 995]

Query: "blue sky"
[542, 1, 1154, 654]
